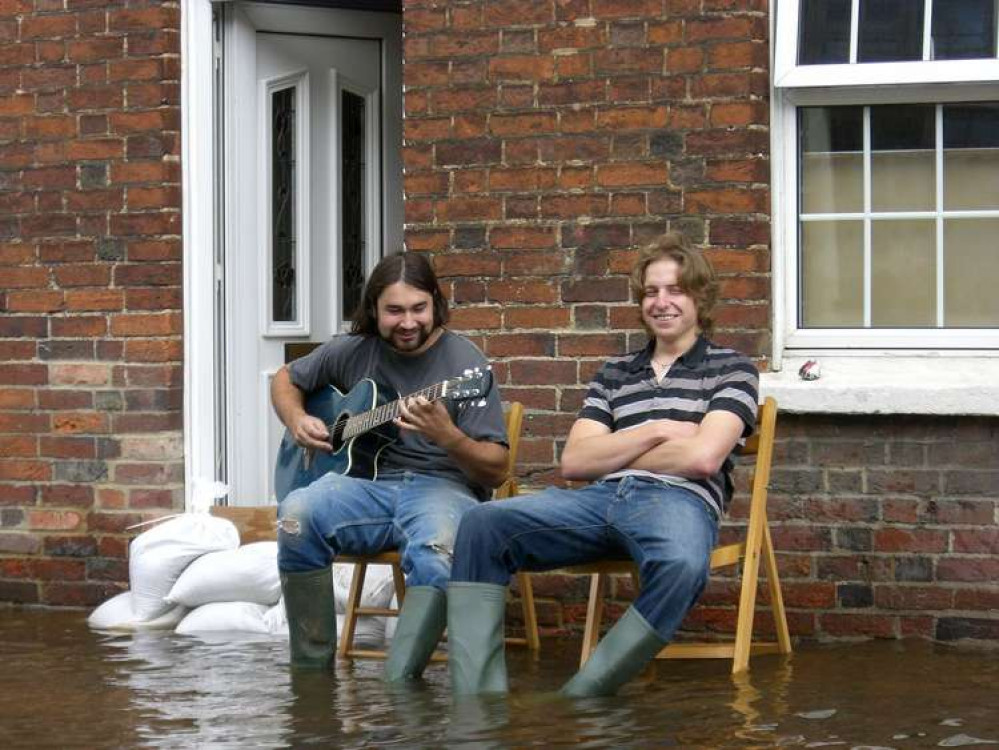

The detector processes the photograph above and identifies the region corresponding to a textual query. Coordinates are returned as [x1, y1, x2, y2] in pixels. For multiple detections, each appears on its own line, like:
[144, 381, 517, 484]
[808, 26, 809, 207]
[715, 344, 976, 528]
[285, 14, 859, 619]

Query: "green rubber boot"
[561, 607, 666, 698]
[280, 567, 336, 670]
[384, 586, 447, 682]
[447, 582, 509, 695]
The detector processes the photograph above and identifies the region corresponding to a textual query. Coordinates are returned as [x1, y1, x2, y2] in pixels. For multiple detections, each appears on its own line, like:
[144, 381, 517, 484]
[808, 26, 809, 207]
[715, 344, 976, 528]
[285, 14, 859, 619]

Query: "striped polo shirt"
[578, 335, 759, 519]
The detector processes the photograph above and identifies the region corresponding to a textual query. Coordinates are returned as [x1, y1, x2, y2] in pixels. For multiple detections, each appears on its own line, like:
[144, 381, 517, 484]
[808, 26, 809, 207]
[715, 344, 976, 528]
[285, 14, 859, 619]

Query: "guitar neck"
[341, 381, 447, 440]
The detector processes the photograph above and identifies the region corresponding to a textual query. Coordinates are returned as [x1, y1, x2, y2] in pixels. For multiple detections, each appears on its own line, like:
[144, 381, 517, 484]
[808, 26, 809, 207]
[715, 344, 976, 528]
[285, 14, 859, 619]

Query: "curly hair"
[629, 231, 719, 338]
[350, 252, 450, 336]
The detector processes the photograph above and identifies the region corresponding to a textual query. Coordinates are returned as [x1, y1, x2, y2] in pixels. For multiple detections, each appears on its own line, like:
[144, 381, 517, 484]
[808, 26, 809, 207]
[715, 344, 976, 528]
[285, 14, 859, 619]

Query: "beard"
[382, 324, 432, 353]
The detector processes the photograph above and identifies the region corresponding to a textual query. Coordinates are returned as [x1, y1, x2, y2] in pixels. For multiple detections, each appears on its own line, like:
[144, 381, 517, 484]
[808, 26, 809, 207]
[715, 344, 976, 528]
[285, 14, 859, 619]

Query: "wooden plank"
[209, 505, 277, 543]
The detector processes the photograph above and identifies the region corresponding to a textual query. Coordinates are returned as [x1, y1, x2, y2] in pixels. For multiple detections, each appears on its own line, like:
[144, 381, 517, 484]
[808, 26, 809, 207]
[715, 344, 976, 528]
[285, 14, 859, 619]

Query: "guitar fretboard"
[337, 381, 447, 441]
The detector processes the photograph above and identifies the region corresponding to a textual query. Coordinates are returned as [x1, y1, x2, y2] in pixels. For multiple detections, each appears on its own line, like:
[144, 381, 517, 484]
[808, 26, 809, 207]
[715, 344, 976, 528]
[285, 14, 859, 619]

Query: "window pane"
[943, 103, 999, 210]
[858, 0, 924, 62]
[871, 220, 936, 327]
[932, 0, 997, 59]
[800, 107, 864, 213]
[272, 87, 296, 323]
[799, 0, 852, 64]
[801, 221, 864, 326]
[341, 90, 367, 322]
[944, 219, 999, 326]
[870, 105, 935, 211]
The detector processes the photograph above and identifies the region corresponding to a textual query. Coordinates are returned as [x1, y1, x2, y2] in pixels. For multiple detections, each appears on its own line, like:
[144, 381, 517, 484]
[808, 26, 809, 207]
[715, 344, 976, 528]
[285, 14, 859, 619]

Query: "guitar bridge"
[303, 447, 314, 472]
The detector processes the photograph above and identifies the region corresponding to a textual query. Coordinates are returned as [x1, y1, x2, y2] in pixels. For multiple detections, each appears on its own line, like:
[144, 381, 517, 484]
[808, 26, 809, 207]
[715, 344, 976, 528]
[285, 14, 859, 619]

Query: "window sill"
[761, 356, 999, 416]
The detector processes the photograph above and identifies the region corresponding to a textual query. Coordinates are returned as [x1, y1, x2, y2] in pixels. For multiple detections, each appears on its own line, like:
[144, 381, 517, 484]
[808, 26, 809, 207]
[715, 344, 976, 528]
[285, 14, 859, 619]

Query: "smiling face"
[640, 258, 700, 352]
[376, 281, 437, 355]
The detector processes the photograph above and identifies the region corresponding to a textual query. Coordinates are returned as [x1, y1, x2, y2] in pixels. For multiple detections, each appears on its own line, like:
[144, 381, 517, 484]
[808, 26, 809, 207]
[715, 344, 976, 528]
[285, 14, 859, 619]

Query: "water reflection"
[1, 608, 998, 749]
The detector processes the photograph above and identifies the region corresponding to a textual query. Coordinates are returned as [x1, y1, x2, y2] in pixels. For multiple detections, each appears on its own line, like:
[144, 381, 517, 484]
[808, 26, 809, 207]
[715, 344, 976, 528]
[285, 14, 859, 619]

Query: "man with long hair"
[271, 252, 509, 681]
[447, 232, 759, 697]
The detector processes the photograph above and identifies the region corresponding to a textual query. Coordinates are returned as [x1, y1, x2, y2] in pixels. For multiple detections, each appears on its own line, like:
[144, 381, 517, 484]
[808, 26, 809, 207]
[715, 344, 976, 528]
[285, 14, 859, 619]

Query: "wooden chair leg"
[763, 521, 792, 654]
[517, 571, 541, 653]
[579, 572, 607, 669]
[390, 561, 407, 607]
[339, 561, 367, 658]
[732, 534, 763, 674]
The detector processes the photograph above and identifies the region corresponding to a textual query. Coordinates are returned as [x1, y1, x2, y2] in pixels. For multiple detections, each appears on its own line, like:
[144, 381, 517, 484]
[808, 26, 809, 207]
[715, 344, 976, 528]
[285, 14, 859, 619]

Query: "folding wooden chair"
[338, 401, 541, 660]
[567, 396, 791, 674]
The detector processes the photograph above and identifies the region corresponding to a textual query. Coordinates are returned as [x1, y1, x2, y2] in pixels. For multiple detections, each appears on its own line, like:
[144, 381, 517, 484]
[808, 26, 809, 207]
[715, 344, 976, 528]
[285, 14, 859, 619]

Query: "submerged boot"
[280, 567, 336, 670]
[384, 586, 447, 682]
[561, 607, 666, 698]
[447, 582, 508, 695]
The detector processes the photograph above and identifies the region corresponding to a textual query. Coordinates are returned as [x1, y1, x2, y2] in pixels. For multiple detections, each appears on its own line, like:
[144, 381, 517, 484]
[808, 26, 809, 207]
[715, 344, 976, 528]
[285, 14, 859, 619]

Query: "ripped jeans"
[277, 470, 479, 591]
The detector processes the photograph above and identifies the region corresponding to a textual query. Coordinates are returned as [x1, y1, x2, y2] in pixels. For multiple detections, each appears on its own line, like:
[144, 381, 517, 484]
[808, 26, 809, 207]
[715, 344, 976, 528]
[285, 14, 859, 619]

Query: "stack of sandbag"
[88, 513, 240, 632]
[87, 513, 398, 647]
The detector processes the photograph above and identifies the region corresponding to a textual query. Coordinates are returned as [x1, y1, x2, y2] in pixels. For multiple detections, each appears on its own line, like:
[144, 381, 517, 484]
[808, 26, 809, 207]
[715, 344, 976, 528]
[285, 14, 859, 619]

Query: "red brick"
[53, 412, 107, 434]
[486, 279, 558, 304]
[596, 105, 667, 131]
[510, 358, 577, 385]
[123, 340, 183, 363]
[433, 252, 502, 277]
[557, 333, 626, 356]
[504, 306, 571, 329]
[489, 55, 555, 81]
[485, 333, 555, 357]
[596, 162, 668, 187]
[593, 47, 663, 74]
[448, 306, 502, 330]
[483, 0, 552, 26]
[64, 289, 123, 312]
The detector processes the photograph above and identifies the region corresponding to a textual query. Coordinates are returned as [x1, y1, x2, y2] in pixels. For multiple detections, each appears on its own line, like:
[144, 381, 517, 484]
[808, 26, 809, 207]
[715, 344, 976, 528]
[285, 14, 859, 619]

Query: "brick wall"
[0, 1, 182, 605]
[402, 0, 771, 485]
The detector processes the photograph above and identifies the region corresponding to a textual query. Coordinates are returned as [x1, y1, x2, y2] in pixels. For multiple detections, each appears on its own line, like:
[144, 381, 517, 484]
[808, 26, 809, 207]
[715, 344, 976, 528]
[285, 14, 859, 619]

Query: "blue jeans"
[451, 476, 718, 639]
[277, 471, 479, 591]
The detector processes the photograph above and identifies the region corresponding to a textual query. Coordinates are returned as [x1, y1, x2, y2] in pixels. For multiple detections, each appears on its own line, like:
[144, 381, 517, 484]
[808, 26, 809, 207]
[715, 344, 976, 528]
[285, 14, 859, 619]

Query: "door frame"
[180, 0, 402, 509]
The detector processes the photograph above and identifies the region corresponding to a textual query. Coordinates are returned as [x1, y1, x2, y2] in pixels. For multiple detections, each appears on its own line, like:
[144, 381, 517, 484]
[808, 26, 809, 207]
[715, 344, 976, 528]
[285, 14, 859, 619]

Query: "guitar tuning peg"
[477, 399, 487, 407]
[463, 368, 472, 376]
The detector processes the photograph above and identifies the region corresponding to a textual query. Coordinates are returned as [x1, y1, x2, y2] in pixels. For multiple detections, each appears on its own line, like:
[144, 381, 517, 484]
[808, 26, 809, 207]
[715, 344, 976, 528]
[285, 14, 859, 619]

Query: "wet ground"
[1, 607, 997, 749]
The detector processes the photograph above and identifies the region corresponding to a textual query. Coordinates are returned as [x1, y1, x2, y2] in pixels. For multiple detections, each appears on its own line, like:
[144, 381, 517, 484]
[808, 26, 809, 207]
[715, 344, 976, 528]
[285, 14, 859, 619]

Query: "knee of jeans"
[644, 548, 710, 591]
[277, 489, 313, 537]
[453, 503, 498, 548]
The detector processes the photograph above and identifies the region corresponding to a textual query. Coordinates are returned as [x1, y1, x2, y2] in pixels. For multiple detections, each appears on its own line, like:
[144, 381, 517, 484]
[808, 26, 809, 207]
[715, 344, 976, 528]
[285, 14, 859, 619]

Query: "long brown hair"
[350, 252, 450, 335]
[630, 232, 719, 337]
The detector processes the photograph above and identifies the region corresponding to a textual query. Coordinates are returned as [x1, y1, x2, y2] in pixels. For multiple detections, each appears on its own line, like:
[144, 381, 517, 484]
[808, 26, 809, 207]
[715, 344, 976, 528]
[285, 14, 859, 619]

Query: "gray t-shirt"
[287, 330, 507, 499]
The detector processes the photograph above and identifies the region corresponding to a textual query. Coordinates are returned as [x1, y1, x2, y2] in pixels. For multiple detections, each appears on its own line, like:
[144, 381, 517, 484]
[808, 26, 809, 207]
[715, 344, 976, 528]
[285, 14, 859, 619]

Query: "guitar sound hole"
[329, 414, 349, 452]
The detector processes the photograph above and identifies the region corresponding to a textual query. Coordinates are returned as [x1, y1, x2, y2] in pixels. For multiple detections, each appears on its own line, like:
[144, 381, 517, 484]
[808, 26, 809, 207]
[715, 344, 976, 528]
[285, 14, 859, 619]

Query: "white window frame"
[766, 0, 999, 415]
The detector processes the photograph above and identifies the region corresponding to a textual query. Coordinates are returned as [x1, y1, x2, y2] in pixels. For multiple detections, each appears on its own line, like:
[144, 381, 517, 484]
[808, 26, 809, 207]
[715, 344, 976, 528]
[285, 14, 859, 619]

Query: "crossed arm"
[271, 365, 509, 489]
[559, 410, 747, 483]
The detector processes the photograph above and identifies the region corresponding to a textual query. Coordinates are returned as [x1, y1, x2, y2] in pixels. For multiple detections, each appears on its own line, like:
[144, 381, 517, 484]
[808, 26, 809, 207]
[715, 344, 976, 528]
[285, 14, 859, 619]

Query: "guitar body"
[273, 379, 399, 503]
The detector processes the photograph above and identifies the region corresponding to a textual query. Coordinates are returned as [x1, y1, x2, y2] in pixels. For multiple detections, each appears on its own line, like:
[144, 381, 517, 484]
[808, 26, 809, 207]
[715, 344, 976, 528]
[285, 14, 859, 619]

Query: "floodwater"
[1, 608, 997, 749]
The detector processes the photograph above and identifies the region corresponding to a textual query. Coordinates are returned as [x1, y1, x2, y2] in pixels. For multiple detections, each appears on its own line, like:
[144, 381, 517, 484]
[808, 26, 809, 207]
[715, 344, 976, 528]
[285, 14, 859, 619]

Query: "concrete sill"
[760, 356, 999, 416]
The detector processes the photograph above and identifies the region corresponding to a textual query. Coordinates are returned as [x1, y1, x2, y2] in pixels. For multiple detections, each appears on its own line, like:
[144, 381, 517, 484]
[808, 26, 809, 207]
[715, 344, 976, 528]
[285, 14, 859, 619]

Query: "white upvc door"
[222, 2, 401, 505]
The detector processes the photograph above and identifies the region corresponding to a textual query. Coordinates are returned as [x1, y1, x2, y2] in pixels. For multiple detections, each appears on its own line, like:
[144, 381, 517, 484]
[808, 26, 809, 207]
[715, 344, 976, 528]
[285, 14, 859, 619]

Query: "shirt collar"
[629, 334, 708, 373]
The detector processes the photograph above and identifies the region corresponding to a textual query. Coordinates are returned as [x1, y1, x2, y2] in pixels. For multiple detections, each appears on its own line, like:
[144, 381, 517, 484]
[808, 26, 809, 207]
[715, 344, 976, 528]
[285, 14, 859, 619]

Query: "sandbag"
[165, 541, 280, 608]
[129, 514, 240, 621]
[331, 562, 395, 614]
[87, 591, 189, 632]
[175, 601, 274, 635]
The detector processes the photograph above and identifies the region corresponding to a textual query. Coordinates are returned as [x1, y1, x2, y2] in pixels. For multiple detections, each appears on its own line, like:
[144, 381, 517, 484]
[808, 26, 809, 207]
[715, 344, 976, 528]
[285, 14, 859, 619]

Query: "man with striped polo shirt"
[446, 231, 759, 698]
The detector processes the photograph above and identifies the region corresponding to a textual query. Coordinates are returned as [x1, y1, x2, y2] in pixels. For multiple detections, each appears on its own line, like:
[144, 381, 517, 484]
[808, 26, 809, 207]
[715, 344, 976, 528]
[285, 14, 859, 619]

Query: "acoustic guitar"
[273, 369, 491, 502]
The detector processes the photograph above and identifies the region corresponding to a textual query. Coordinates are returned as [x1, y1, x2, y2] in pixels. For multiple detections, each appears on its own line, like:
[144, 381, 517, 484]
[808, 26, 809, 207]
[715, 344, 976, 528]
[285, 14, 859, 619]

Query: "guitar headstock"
[446, 366, 492, 406]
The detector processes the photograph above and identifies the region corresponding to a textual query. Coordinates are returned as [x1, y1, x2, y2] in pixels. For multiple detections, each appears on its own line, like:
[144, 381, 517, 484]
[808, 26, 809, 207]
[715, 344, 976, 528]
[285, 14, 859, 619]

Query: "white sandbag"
[165, 541, 280, 608]
[129, 514, 240, 621]
[337, 613, 385, 649]
[263, 598, 288, 636]
[331, 561, 396, 614]
[175, 601, 272, 635]
[87, 591, 188, 632]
